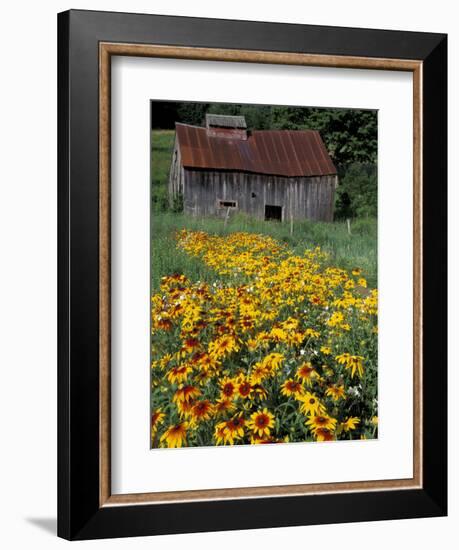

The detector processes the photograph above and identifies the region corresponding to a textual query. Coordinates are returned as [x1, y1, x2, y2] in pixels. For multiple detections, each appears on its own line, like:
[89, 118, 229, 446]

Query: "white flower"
[347, 386, 360, 397]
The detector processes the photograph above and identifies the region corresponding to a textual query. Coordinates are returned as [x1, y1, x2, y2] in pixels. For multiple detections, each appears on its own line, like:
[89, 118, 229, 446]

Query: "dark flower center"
[186, 339, 199, 347]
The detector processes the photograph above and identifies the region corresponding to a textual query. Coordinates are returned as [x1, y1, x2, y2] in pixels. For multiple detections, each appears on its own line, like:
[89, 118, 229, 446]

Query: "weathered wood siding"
[168, 138, 185, 207]
[177, 169, 337, 222]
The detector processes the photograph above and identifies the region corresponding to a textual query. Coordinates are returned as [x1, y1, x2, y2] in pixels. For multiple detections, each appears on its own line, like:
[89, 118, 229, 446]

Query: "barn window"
[265, 204, 282, 221]
[218, 200, 237, 208]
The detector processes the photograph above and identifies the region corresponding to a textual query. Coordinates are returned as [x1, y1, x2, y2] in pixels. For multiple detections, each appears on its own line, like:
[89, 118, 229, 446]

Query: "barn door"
[265, 204, 282, 221]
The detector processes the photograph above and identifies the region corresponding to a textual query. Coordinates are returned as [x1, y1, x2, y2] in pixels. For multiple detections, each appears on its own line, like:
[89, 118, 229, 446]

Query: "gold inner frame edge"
[99, 42, 423, 507]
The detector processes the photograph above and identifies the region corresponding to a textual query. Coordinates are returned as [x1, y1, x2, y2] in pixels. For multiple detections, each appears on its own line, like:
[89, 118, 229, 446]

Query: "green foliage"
[271, 107, 377, 166]
[171, 192, 184, 213]
[151, 130, 175, 212]
[176, 103, 208, 126]
[335, 163, 377, 219]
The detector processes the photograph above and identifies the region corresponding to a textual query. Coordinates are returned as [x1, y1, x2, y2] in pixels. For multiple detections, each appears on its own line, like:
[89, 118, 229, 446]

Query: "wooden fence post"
[224, 207, 231, 228]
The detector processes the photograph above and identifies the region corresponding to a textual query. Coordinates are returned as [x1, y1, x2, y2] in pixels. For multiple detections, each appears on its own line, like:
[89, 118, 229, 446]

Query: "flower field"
[151, 229, 378, 448]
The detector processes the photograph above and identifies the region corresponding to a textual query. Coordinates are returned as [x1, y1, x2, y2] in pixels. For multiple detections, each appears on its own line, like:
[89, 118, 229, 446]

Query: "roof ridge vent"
[205, 113, 247, 129]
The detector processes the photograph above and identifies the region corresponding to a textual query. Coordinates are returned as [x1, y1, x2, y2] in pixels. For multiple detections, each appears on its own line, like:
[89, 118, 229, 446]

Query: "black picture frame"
[58, 9, 447, 540]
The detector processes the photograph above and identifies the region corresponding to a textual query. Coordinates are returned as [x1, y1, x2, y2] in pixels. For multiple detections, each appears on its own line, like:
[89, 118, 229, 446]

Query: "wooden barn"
[168, 114, 337, 222]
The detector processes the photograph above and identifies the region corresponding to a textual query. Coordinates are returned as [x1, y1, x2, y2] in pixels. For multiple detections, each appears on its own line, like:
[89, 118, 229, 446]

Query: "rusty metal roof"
[175, 123, 337, 177]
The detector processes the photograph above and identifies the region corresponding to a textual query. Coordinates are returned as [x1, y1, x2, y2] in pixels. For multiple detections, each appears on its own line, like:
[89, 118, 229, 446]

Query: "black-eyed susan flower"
[160, 422, 188, 448]
[299, 392, 325, 416]
[239, 315, 255, 331]
[151, 409, 165, 434]
[342, 416, 360, 432]
[269, 326, 288, 343]
[158, 353, 173, 370]
[327, 311, 346, 329]
[249, 432, 270, 444]
[208, 334, 239, 358]
[214, 422, 228, 445]
[190, 400, 214, 423]
[325, 384, 346, 402]
[306, 414, 337, 435]
[173, 385, 201, 404]
[214, 397, 236, 416]
[156, 318, 173, 331]
[236, 378, 252, 399]
[249, 363, 270, 385]
[304, 328, 320, 339]
[181, 337, 201, 354]
[280, 379, 303, 398]
[281, 317, 299, 331]
[250, 384, 268, 400]
[314, 428, 335, 442]
[220, 376, 237, 400]
[166, 364, 192, 384]
[344, 279, 355, 290]
[261, 352, 284, 372]
[175, 399, 194, 418]
[336, 353, 364, 378]
[247, 408, 275, 438]
[220, 415, 246, 444]
[296, 362, 317, 386]
[191, 352, 219, 372]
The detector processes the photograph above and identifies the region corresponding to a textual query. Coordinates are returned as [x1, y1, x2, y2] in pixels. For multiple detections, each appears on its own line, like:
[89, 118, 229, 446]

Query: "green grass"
[151, 130, 175, 211]
[150, 129, 377, 292]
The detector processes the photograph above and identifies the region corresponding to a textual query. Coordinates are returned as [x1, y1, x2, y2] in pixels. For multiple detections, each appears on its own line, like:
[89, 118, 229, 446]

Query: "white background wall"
[0, 1, 456, 548]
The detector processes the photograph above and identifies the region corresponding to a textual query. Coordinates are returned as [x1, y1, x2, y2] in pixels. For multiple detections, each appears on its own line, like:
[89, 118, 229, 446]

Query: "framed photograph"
[57, 9, 447, 540]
